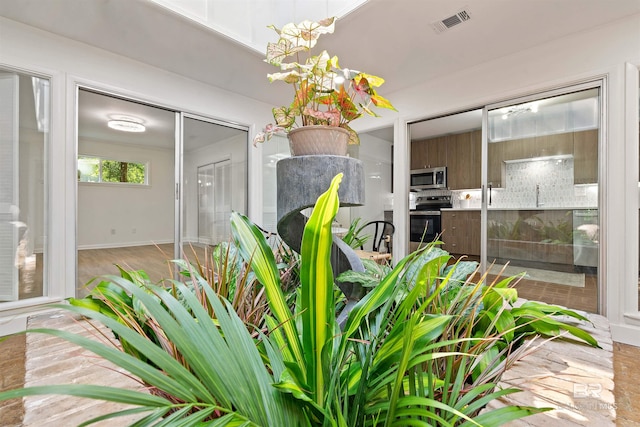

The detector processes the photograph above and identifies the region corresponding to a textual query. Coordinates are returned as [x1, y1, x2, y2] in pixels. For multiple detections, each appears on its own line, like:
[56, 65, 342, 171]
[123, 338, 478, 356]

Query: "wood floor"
[76, 243, 176, 297]
[10, 244, 634, 315]
[76, 243, 210, 298]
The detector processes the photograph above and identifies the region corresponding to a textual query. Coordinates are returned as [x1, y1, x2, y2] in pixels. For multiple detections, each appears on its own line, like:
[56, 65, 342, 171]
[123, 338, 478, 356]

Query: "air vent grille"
[432, 9, 471, 34]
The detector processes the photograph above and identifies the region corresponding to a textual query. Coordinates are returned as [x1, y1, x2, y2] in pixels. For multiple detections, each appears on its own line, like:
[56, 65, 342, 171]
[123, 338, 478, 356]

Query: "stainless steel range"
[409, 194, 452, 243]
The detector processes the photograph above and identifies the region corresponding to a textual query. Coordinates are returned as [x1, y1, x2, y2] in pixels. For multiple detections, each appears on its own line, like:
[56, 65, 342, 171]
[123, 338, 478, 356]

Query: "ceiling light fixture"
[107, 115, 146, 132]
[501, 102, 539, 120]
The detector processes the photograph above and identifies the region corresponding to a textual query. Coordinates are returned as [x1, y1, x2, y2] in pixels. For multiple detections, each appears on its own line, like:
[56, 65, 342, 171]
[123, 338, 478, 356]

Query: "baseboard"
[610, 323, 640, 348]
[0, 314, 27, 336]
[77, 240, 174, 250]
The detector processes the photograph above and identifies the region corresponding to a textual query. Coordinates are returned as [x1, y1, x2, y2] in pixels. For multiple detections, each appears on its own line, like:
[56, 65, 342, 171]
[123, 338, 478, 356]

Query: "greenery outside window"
[78, 156, 148, 185]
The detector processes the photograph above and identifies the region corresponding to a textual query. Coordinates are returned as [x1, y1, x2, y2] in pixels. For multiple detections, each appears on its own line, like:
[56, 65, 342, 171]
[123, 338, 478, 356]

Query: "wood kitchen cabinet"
[573, 129, 598, 184]
[447, 130, 481, 190]
[501, 133, 573, 161]
[487, 141, 503, 188]
[488, 131, 577, 188]
[411, 135, 448, 170]
[534, 132, 574, 157]
[412, 129, 587, 188]
[441, 210, 480, 256]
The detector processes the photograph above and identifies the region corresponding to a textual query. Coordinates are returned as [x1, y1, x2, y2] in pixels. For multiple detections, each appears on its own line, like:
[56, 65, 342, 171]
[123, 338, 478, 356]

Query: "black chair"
[359, 220, 395, 253]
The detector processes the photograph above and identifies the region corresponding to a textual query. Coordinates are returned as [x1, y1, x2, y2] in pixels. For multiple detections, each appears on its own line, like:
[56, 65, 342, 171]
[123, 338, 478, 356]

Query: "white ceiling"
[2, 0, 639, 142]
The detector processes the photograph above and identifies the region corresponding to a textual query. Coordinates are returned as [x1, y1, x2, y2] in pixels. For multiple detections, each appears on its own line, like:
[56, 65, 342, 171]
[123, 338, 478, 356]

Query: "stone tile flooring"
[1, 311, 145, 426]
[484, 310, 616, 426]
[1, 307, 639, 426]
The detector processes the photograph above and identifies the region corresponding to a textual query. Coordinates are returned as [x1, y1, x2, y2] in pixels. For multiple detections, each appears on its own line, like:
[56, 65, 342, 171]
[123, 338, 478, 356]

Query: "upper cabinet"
[447, 130, 481, 190]
[573, 129, 598, 184]
[411, 128, 597, 188]
[489, 130, 592, 187]
[411, 130, 481, 189]
[411, 135, 448, 170]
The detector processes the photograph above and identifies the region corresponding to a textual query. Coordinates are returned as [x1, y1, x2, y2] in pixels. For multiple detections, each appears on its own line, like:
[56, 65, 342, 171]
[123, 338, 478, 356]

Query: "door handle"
[488, 183, 492, 206]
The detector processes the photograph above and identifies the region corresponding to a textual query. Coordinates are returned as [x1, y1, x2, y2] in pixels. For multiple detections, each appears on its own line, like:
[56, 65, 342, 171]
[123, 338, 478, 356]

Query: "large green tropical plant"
[0, 174, 597, 426]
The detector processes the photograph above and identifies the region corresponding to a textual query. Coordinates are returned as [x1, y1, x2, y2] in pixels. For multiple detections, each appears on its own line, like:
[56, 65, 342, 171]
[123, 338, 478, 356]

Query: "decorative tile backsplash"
[451, 157, 598, 208]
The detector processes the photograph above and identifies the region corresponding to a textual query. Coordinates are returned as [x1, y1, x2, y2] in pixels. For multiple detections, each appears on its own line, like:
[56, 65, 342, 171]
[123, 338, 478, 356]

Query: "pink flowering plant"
[254, 17, 396, 146]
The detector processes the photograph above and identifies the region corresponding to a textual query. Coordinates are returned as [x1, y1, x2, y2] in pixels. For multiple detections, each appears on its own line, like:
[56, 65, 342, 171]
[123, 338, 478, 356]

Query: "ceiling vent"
[432, 9, 471, 34]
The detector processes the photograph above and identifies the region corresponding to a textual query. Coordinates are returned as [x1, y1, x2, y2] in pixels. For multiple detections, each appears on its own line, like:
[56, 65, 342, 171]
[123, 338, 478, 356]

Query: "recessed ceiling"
[149, 0, 368, 53]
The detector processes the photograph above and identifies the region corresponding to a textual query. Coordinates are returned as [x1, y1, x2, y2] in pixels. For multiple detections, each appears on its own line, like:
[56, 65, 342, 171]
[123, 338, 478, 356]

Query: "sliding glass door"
[0, 68, 48, 304]
[180, 115, 247, 264]
[77, 89, 176, 295]
[76, 91, 248, 295]
[483, 85, 601, 313]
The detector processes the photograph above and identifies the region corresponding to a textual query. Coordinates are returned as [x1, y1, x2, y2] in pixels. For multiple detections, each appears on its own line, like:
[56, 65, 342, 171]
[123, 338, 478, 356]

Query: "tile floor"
[1, 307, 639, 426]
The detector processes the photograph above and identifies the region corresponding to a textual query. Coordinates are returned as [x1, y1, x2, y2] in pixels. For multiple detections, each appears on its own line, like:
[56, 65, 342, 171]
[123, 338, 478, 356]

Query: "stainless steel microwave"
[410, 167, 447, 190]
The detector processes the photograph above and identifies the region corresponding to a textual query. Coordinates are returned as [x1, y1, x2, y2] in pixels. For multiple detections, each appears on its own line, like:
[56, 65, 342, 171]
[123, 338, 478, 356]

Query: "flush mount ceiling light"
[107, 115, 146, 132]
[501, 102, 539, 120]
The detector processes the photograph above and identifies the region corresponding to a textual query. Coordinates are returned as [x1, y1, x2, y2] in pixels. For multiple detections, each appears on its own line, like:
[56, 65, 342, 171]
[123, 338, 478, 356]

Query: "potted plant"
[253, 17, 397, 156]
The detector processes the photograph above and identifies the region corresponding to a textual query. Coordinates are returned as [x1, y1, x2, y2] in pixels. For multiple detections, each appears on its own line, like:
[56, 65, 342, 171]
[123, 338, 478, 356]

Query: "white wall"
[77, 138, 175, 248]
[347, 134, 393, 229]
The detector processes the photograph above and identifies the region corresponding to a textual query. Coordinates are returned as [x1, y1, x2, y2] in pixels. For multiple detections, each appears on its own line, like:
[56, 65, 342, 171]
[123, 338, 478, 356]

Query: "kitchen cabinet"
[441, 210, 480, 256]
[413, 129, 590, 188]
[411, 135, 448, 170]
[573, 129, 598, 184]
[488, 131, 581, 188]
[501, 133, 573, 161]
[487, 141, 503, 188]
[534, 132, 574, 158]
[501, 137, 532, 161]
[447, 130, 481, 190]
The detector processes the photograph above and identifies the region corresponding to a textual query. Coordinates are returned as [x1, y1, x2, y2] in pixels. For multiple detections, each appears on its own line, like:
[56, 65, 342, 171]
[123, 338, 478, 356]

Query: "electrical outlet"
[111, 229, 116, 235]
[132, 228, 136, 234]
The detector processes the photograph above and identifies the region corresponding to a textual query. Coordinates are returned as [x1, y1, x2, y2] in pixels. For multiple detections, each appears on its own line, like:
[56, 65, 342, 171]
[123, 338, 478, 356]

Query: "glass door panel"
[181, 116, 247, 265]
[0, 69, 48, 304]
[484, 87, 600, 313]
[197, 163, 215, 244]
[637, 69, 640, 311]
[76, 89, 176, 296]
[196, 159, 232, 245]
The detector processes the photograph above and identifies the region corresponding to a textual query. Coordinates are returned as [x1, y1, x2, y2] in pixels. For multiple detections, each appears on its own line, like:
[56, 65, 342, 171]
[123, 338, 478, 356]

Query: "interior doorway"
[76, 90, 248, 296]
[76, 88, 176, 295]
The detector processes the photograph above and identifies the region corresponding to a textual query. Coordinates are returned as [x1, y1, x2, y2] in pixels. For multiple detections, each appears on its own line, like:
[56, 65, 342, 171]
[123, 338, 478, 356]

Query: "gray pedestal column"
[276, 155, 366, 305]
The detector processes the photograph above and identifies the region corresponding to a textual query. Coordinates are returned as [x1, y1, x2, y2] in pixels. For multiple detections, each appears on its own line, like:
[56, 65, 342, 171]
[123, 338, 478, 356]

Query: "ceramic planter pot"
[287, 125, 350, 156]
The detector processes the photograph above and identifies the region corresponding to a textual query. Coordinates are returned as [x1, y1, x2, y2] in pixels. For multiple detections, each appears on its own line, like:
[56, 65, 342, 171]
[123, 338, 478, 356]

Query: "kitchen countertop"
[442, 207, 598, 211]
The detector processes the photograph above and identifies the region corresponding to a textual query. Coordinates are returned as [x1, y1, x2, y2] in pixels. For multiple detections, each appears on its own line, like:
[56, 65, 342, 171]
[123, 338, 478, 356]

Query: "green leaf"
[300, 173, 342, 407]
[458, 404, 551, 426]
[0, 384, 170, 407]
[230, 212, 306, 372]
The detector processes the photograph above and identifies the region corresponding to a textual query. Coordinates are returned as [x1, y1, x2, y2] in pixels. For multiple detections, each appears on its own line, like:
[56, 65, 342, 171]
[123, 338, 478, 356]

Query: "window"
[78, 156, 148, 185]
